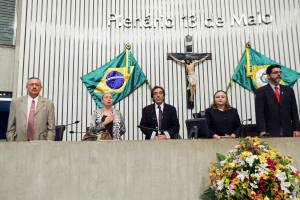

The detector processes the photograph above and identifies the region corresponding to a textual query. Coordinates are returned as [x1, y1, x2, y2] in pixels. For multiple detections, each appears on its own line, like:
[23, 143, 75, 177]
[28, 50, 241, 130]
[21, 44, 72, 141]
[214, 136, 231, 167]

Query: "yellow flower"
[261, 174, 268, 180]
[240, 151, 252, 159]
[247, 191, 256, 199]
[232, 178, 240, 185]
[252, 137, 260, 146]
[242, 182, 248, 189]
[268, 150, 277, 159]
[275, 164, 284, 170]
[259, 155, 267, 163]
[224, 163, 235, 169]
[264, 196, 270, 200]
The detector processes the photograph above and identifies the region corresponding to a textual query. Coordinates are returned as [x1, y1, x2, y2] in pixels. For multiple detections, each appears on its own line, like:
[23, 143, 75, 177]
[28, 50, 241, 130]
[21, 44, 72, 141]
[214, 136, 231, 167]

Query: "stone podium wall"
[0, 138, 299, 200]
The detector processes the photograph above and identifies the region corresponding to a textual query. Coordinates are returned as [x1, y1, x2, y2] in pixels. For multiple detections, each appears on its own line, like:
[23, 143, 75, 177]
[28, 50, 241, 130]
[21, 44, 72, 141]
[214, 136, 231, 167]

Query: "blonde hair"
[210, 90, 231, 110]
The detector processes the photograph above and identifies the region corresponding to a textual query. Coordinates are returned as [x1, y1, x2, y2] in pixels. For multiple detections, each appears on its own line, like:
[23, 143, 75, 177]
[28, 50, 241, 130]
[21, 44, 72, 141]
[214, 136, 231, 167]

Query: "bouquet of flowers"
[203, 137, 300, 200]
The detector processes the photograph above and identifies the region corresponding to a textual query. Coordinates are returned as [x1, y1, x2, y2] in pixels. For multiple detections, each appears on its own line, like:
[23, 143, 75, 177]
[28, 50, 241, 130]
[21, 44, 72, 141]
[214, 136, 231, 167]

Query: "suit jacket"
[6, 95, 55, 141]
[255, 84, 300, 137]
[140, 103, 180, 139]
[205, 107, 241, 137]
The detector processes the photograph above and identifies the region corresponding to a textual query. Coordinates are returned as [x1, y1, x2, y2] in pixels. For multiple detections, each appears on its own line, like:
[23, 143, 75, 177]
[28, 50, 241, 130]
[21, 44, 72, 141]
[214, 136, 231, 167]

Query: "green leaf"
[216, 153, 226, 162]
[200, 188, 216, 200]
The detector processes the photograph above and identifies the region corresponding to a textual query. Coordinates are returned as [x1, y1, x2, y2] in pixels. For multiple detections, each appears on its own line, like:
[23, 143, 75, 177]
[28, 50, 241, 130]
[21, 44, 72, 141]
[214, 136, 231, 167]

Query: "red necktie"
[27, 100, 35, 140]
[275, 86, 280, 103]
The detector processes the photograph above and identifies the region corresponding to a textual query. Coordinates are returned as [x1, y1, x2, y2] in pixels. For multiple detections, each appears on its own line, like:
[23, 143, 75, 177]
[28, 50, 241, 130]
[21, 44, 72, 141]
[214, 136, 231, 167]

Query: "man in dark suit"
[255, 65, 300, 137]
[140, 86, 180, 140]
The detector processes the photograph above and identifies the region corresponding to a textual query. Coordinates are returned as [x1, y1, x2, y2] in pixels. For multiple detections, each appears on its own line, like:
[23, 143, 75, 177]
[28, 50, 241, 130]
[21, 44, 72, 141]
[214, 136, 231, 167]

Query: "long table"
[0, 138, 299, 200]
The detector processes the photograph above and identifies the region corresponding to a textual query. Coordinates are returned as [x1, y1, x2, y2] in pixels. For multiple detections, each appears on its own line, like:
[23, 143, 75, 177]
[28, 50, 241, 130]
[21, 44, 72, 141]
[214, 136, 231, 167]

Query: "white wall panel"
[17, 0, 300, 140]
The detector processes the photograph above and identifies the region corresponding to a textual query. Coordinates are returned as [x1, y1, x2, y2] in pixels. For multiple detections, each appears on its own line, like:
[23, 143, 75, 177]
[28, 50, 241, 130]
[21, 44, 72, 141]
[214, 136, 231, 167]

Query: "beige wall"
[0, 138, 299, 200]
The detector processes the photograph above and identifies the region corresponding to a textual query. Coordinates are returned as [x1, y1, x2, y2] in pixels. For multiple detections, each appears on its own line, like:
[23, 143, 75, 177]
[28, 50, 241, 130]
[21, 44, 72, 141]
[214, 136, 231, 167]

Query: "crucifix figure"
[168, 52, 211, 109]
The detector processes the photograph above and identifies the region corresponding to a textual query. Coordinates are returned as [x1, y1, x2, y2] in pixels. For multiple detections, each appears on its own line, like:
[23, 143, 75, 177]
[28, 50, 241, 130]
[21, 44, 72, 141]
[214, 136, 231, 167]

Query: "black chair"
[239, 124, 259, 137]
[55, 125, 66, 141]
[192, 111, 205, 119]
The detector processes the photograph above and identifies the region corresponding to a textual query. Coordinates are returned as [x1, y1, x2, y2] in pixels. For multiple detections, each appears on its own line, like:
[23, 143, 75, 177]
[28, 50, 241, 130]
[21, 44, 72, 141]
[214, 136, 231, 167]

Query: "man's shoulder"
[12, 95, 27, 103]
[143, 104, 154, 110]
[280, 84, 292, 90]
[39, 96, 54, 105]
[164, 103, 177, 111]
[255, 84, 269, 94]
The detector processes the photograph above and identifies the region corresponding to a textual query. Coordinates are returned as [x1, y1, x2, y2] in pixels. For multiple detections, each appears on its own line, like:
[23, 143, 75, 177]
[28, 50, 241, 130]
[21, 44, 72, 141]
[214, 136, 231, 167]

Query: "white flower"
[245, 155, 258, 167]
[276, 170, 287, 182]
[237, 170, 249, 181]
[220, 160, 226, 166]
[249, 181, 258, 189]
[287, 164, 297, 173]
[216, 177, 225, 191]
[280, 181, 291, 194]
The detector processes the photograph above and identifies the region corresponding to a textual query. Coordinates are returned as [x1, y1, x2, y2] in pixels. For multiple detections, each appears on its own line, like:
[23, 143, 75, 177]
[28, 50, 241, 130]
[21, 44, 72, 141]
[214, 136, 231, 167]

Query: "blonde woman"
[89, 92, 125, 140]
[205, 90, 241, 139]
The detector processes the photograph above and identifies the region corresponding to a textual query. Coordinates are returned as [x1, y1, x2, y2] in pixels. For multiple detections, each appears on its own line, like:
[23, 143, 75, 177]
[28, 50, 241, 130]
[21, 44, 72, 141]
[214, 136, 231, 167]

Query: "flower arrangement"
[203, 137, 300, 200]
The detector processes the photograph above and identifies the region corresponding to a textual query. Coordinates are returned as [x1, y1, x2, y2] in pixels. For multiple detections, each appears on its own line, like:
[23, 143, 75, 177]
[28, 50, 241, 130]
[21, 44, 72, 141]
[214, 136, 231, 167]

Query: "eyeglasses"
[271, 71, 282, 74]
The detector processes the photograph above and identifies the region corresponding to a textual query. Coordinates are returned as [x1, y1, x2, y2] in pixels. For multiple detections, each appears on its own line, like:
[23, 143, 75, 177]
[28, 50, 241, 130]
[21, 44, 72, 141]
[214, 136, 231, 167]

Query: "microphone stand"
[56, 120, 80, 141]
[239, 118, 252, 138]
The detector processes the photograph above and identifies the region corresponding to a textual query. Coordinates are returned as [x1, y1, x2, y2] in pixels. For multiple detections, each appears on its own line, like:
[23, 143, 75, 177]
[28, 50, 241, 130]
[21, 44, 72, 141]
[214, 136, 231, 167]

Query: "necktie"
[158, 105, 163, 131]
[27, 100, 35, 140]
[275, 86, 280, 103]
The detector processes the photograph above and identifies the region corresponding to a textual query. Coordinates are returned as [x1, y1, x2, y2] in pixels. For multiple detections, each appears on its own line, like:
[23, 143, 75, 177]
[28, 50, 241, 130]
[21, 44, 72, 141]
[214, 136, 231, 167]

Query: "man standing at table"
[255, 64, 300, 137]
[140, 86, 180, 140]
[7, 77, 55, 141]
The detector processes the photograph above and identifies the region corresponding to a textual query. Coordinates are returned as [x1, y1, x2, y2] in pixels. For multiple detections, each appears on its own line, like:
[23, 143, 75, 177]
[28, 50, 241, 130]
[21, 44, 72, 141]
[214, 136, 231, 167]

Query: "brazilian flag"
[81, 46, 147, 108]
[231, 42, 300, 92]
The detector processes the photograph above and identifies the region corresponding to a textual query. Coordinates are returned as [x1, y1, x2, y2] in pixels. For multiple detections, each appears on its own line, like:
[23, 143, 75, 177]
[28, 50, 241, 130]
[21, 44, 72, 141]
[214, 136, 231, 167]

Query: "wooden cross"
[167, 52, 212, 109]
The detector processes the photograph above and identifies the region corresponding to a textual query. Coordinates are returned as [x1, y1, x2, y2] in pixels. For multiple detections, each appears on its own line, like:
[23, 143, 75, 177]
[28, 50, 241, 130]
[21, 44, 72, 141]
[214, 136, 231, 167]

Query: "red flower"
[267, 159, 276, 170]
[258, 177, 267, 193]
[231, 172, 238, 179]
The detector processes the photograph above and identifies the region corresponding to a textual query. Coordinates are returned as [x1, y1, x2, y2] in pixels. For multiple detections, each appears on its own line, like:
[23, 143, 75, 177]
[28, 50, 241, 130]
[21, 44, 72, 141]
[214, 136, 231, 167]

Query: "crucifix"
[167, 35, 212, 109]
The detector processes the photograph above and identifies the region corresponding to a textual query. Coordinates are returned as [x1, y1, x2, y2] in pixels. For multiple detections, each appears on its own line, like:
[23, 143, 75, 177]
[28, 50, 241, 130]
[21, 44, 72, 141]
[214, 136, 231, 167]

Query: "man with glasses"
[255, 64, 300, 137]
[6, 77, 55, 141]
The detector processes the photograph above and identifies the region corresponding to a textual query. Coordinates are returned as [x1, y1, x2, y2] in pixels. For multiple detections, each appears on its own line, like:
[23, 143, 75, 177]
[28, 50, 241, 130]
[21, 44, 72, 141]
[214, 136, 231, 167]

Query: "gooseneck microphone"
[66, 120, 80, 126]
[241, 118, 252, 125]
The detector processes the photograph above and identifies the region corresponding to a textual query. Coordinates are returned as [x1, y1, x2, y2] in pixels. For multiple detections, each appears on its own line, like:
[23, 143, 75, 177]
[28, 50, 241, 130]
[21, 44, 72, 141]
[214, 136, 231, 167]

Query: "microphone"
[241, 118, 252, 125]
[66, 120, 80, 126]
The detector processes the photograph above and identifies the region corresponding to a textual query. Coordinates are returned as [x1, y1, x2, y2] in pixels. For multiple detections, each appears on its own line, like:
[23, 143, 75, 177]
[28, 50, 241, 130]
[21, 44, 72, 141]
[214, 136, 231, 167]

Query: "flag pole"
[124, 43, 152, 91]
[226, 42, 251, 93]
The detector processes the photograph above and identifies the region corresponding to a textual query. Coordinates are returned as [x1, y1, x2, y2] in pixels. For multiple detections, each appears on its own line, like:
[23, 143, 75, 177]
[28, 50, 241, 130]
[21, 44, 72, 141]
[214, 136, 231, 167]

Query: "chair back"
[55, 125, 66, 141]
[192, 111, 206, 119]
[240, 124, 259, 137]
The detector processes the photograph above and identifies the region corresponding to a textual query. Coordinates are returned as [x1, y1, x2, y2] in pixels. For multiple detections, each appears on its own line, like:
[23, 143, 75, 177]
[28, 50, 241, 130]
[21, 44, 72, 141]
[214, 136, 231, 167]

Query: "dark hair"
[266, 64, 281, 75]
[151, 86, 165, 98]
[210, 90, 231, 110]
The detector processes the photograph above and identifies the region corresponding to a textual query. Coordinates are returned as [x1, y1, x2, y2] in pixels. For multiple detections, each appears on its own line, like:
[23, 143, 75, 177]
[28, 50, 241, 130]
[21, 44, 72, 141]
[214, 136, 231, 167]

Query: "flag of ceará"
[81, 45, 147, 108]
[231, 42, 300, 92]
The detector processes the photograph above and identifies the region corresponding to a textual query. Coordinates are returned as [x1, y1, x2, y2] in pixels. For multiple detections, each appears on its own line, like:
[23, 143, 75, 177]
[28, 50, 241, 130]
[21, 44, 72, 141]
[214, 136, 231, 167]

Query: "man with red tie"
[6, 77, 55, 141]
[255, 65, 300, 137]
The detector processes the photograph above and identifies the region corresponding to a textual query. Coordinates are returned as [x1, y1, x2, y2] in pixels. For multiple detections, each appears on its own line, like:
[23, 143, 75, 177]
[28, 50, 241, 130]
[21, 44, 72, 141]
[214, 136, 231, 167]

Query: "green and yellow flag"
[81, 45, 147, 108]
[231, 43, 300, 92]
